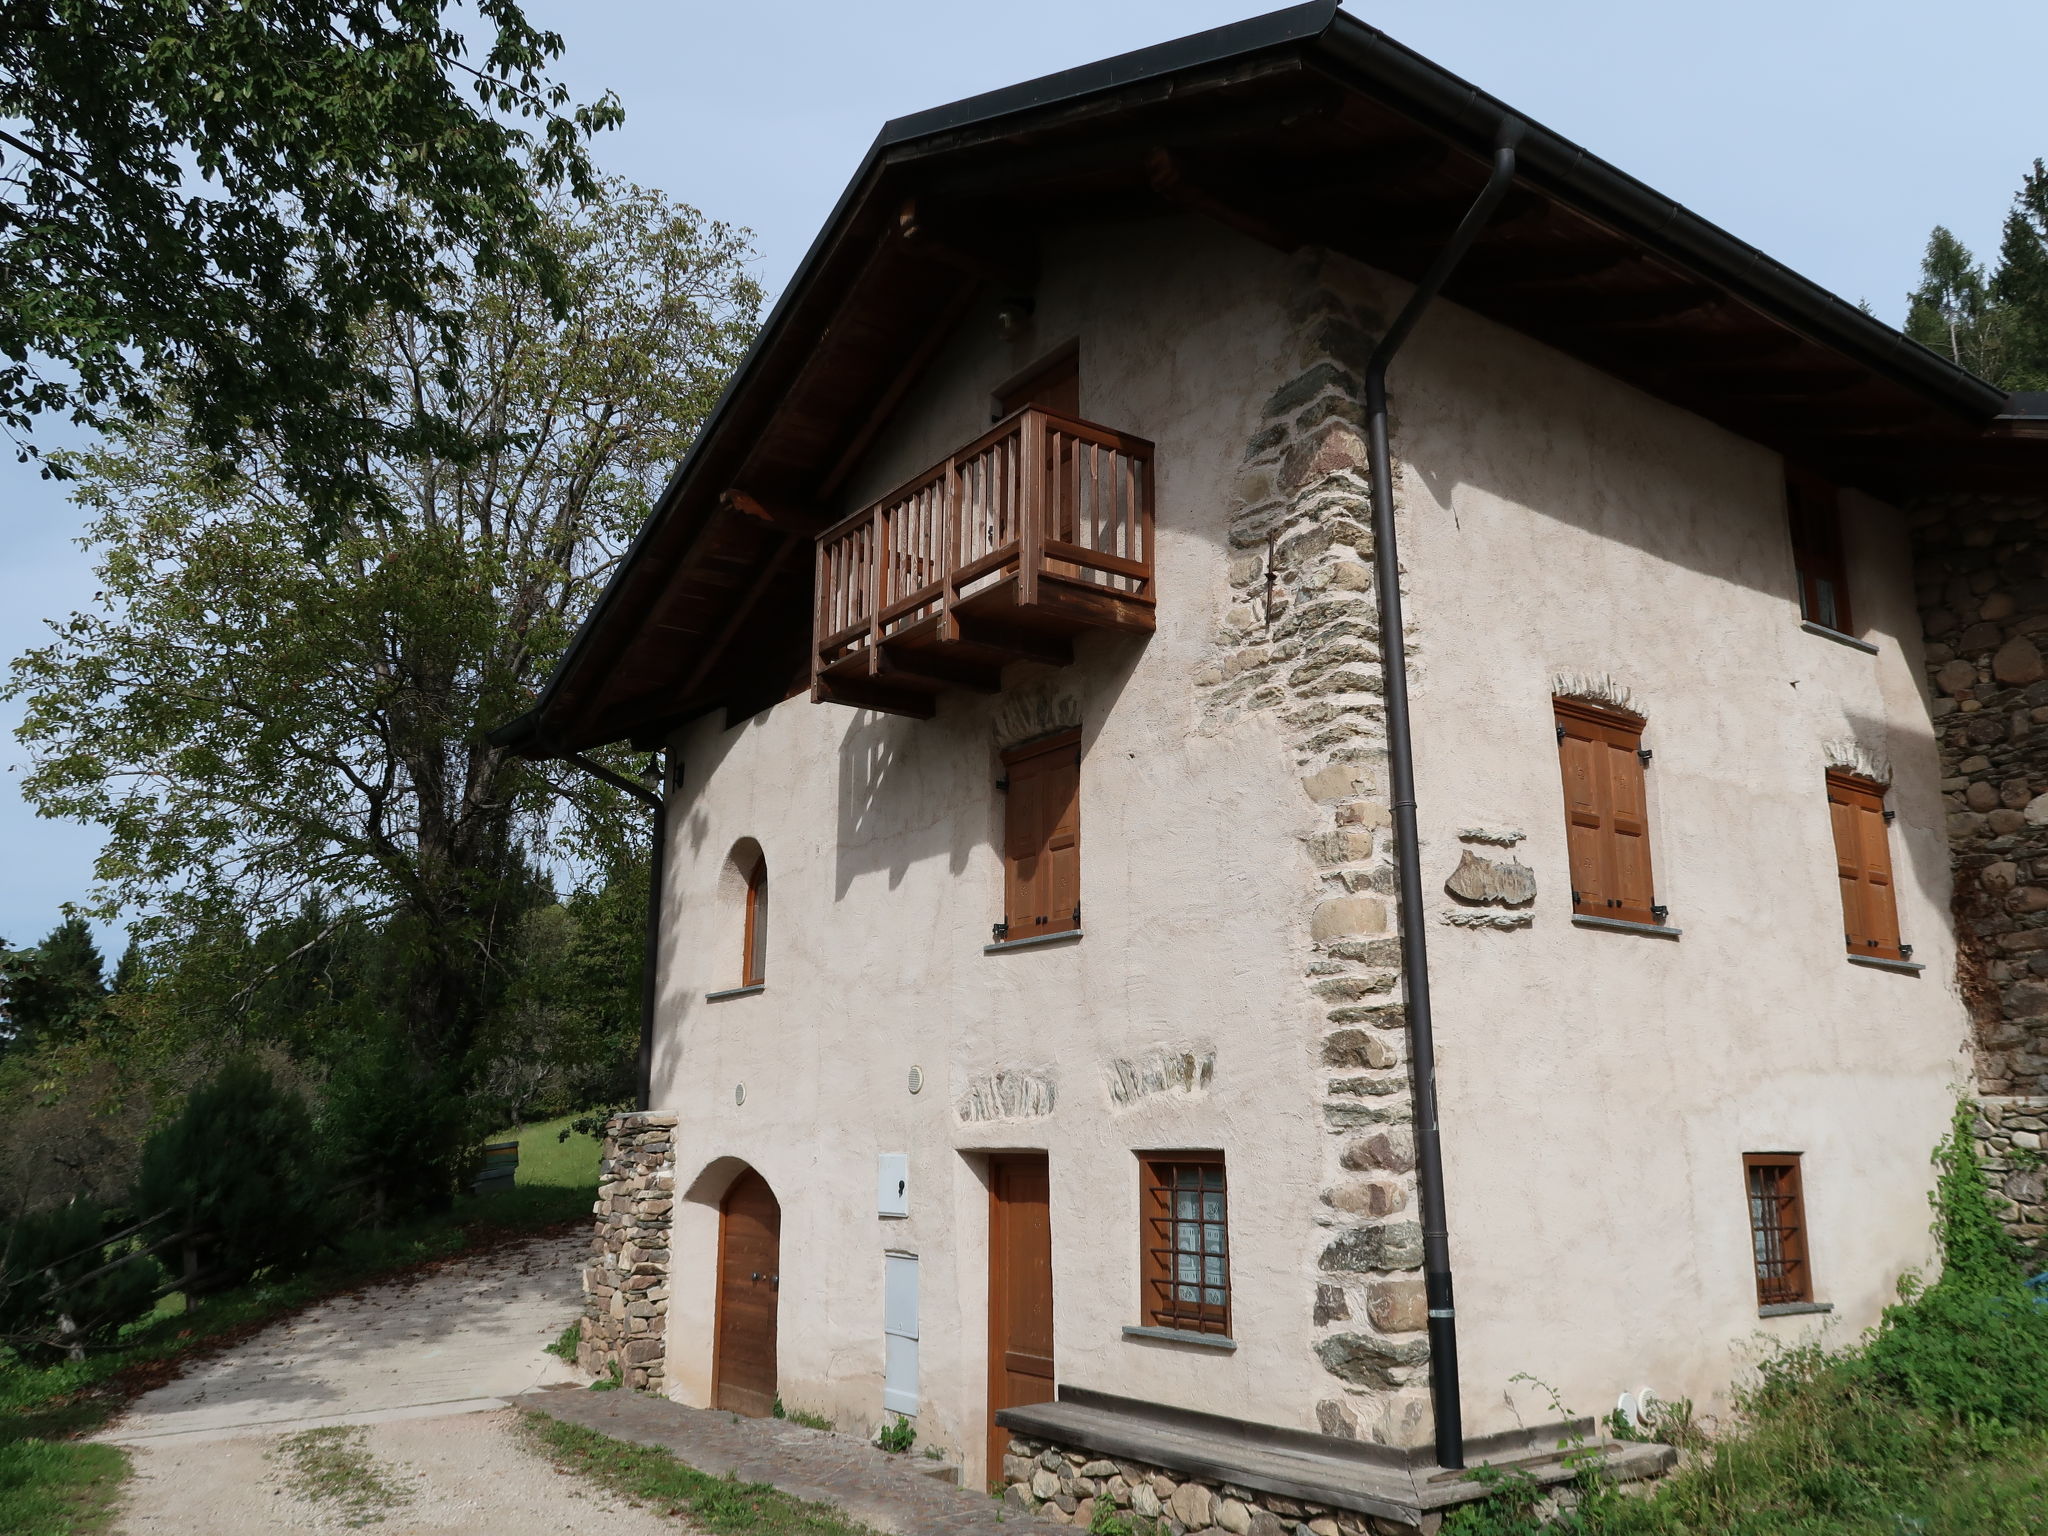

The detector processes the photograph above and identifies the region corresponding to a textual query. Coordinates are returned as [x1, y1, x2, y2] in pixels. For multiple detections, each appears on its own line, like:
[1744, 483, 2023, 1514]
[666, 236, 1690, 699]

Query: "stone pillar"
[580, 1110, 675, 1390]
[1196, 248, 1429, 1445]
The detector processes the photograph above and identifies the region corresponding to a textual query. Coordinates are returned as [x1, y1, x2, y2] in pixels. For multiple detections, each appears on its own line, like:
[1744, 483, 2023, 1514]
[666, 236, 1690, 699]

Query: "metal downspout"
[566, 751, 668, 1113]
[1363, 123, 1521, 1472]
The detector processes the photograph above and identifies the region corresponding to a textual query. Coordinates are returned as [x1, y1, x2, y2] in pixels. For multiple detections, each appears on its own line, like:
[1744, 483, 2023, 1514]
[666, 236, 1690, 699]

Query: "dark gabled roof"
[493, 0, 2045, 758]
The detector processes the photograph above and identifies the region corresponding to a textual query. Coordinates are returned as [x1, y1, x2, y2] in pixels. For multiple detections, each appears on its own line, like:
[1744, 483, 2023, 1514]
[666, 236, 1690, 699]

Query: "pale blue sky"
[4, 0, 2045, 952]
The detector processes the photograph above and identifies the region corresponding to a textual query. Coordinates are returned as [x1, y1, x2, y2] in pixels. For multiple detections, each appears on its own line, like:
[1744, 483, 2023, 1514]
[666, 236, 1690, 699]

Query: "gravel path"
[96, 1232, 689, 1535]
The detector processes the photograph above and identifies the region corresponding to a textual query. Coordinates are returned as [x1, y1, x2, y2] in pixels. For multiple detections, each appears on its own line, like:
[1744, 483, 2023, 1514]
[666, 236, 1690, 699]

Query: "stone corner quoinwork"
[1909, 490, 2048, 1241]
[1193, 249, 1429, 1446]
[581, 1110, 676, 1391]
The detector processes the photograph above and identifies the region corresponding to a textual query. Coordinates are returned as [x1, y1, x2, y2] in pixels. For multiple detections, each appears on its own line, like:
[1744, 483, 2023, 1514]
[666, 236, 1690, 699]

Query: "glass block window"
[1140, 1154, 1230, 1335]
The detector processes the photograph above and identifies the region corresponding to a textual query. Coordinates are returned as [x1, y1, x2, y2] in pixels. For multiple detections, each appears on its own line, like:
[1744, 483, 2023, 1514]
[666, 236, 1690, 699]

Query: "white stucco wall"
[651, 219, 1342, 1481]
[1386, 285, 1969, 1431]
[644, 212, 1970, 1477]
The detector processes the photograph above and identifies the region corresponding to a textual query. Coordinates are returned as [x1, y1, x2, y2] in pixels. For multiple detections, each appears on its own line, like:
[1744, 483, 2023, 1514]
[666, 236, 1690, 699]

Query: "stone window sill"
[704, 983, 765, 1002]
[1571, 914, 1682, 940]
[1800, 621, 1879, 655]
[1846, 954, 1924, 975]
[1121, 1324, 1236, 1351]
[1759, 1301, 1834, 1318]
[985, 930, 1083, 954]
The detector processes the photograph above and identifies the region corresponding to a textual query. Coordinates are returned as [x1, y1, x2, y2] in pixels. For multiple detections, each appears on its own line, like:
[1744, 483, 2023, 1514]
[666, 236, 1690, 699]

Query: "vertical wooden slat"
[1020, 410, 1043, 607]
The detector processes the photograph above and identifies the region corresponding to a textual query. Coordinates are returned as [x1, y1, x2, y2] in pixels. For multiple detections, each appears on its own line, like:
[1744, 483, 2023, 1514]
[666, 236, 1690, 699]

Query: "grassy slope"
[0, 1118, 603, 1536]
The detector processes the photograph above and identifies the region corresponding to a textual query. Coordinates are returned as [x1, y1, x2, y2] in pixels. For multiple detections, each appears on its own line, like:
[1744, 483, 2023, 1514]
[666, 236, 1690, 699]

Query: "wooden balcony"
[812, 407, 1155, 717]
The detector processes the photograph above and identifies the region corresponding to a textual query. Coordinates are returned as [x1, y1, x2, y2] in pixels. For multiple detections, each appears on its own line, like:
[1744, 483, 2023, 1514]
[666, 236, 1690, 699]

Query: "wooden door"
[714, 1169, 781, 1416]
[987, 1155, 1054, 1476]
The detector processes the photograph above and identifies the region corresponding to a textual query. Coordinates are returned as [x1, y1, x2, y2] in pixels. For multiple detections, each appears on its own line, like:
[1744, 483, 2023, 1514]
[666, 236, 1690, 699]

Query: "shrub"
[134, 1056, 327, 1292]
[876, 1414, 915, 1454]
[0, 1199, 160, 1359]
[318, 1028, 476, 1220]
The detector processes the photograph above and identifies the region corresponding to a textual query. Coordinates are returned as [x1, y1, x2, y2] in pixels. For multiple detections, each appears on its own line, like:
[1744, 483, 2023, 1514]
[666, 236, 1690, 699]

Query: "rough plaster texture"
[1386, 263, 1969, 1428]
[653, 218, 1336, 1486]
[641, 213, 1973, 1481]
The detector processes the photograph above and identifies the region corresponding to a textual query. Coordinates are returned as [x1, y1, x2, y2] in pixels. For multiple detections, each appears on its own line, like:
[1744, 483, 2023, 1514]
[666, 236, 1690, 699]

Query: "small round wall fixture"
[734, 1082, 746, 1106]
[907, 1065, 925, 1095]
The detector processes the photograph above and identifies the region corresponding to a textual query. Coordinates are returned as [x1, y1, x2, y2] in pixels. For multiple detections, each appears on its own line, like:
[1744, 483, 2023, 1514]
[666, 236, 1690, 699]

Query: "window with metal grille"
[1140, 1154, 1229, 1335]
[1744, 1154, 1812, 1306]
[1788, 470, 1852, 635]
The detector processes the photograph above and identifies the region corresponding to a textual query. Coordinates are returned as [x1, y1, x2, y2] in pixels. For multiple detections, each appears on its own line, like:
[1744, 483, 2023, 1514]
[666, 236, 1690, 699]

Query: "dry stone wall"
[580, 1110, 675, 1390]
[998, 1432, 1425, 1535]
[1909, 492, 2048, 1239]
[1195, 249, 1429, 1446]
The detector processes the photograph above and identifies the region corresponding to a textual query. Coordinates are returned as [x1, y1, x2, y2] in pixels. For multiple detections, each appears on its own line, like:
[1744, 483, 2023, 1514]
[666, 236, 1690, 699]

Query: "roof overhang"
[494, 0, 2044, 759]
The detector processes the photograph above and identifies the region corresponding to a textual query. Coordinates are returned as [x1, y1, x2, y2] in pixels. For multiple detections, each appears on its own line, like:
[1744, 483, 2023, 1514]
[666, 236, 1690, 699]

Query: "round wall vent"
[908, 1065, 925, 1095]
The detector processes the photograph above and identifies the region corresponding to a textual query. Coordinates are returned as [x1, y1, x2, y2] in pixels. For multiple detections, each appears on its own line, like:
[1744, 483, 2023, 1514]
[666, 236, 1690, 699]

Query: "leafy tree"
[133, 1056, 326, 1292]
[0, 915, 108, 1056]
[0, 0, 621, 529]
[8, 181, 755, 1095]
[1905, 159, 2048, 389]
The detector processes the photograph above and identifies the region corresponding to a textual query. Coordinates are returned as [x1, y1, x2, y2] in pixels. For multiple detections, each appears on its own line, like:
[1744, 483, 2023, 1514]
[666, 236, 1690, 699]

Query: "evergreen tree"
[1905, 159, 2048, 390]
[0, 916, 108, 1055]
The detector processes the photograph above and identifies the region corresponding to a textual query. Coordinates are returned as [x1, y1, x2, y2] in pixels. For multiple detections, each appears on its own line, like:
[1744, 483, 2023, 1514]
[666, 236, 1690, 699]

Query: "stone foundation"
[1973, 1096, 2048, 1246]
[998, 1434, 1429, 1536]
[580, 1110, 675, 1390]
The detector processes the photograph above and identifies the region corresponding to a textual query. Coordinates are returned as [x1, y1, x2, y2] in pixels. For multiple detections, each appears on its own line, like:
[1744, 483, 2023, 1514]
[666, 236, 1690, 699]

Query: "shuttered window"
[1744, 1154, 1812, 1306]
[999, 730, 1080, 941]
[1140, 1154, 1230, 1335]
[742, 855, 768, 986]
[1827, 771, 1903, 961]
[1555, 698, 1660, 926]
[1788, 470, 1852, 634]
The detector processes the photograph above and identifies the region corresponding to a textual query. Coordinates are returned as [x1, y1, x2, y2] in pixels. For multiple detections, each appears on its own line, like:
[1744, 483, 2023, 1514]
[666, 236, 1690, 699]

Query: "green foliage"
[1087, 1493, 1162, 1535]
[1906, 159, 2048, 389]
[875, 1415, 916, 1454]
[521, 1413, 881, 1536]
[0, 917, 107, 1058]
[0, 0, 620, 534]
[587, 1360, 622, 1392]
[134, 1057, 327, 1291]
[1928, 1101, 2021, 1293]
[546, 1321, 580, 1362]
[0, 1199, 160, 1361]
[318, 1027, 476, 1219]
[6, 181, 756, 1100]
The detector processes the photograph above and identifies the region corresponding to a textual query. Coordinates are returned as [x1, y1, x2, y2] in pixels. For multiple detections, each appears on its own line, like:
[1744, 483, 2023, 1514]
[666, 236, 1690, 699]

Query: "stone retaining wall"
[1972, 1096, 2048, 1247]
[580, 1110, 675, 1390]
[998, 1433, 1426, 1536]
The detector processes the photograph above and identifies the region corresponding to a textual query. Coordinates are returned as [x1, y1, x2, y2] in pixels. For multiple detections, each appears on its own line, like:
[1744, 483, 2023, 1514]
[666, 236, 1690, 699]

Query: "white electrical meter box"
[877, 1153, 909, 1218]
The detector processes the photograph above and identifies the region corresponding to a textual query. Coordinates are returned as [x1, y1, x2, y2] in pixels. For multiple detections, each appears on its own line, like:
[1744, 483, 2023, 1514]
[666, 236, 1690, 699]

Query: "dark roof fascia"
[2002, 391, 2048, 421]
[499, 2, 1350, 759]
[1305, 15, 2007, 424]
[504, 0, 2017, 757]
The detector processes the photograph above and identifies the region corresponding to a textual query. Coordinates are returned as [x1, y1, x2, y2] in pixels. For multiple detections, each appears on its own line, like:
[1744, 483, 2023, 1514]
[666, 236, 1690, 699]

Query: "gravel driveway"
[96, 1231, 686, 1534]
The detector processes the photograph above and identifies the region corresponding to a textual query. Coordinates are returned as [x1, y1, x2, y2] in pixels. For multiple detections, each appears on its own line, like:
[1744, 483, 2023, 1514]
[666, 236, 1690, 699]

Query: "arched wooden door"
[714, 1169, 781, 1416]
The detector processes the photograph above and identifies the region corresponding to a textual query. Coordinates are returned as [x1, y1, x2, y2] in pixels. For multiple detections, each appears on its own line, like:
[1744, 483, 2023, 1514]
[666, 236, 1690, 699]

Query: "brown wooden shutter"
[1787, 469, 1852, 634]
[1826, 771, 1902, 961]
[742, 856, 767, 986]
[1555, 698, 1659, 926]
[1001, 730, 1080, 939]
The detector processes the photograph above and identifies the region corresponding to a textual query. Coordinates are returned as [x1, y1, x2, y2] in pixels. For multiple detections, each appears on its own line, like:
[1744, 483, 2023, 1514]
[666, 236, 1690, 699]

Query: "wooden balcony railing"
[812, 407, 1155, 717]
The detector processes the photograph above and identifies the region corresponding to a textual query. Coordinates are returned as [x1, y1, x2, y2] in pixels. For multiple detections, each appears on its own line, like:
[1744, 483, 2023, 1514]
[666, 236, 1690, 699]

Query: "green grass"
[519, 1412, 882, 1536]
[269, 1425, 413, 1527]
[493, 1112, 603, 1190]
[546, 1320, 581, 1362]
[0, 1439, 126, 1536]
